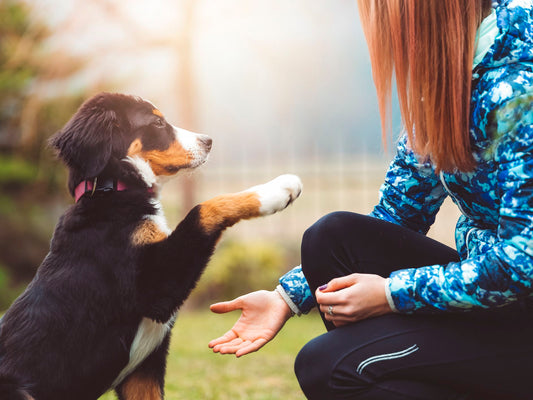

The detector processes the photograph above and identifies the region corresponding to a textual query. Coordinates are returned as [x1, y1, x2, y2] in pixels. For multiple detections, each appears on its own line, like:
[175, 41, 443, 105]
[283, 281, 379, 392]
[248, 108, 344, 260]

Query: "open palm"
[208, 290, 293, 357]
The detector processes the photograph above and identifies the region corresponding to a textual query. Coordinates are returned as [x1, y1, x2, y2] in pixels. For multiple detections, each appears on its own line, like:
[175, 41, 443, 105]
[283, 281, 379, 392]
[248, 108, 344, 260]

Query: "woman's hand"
[316, 273, 393, 327]
[208, 290, 293, 357]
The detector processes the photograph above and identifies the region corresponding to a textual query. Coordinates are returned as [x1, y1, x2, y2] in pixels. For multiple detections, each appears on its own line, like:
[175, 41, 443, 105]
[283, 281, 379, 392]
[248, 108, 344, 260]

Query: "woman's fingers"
[213, 337, 245, 354]
[215, 338, 268, 357]
[208, 299, 245, 351]
[315, 274, 359, 304]
[210, 298, 242, 314]
[211, 336, 270, 357]
[235, 338, 268, 358]
[209, 290, 291, 357]
[316, 274, 392, 325]
[318, 274, 359, 293]
[316, 285, 352, 307]
[319, 303, 352, 319]
[208, 330, 238, 349]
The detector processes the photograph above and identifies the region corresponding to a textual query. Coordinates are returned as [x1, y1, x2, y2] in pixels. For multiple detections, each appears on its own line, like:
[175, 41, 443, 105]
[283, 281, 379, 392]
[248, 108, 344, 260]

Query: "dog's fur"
[0, 93, 301, 400]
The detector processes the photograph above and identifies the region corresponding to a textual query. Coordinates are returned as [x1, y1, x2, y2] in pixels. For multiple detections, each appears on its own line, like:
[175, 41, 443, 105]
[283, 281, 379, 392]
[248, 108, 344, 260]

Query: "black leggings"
[294, 212, 533, 400]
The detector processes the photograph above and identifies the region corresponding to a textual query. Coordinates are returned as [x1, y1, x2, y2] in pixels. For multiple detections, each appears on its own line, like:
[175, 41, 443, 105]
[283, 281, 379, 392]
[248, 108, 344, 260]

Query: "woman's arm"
[277, 135, 449, 316]
[389, 94, 533, 313]
[370, 134, 447, 233]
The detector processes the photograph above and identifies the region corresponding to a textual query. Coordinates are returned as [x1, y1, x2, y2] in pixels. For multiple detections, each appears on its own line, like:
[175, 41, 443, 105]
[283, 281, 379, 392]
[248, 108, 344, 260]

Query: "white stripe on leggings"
[356, 344, 419, 375]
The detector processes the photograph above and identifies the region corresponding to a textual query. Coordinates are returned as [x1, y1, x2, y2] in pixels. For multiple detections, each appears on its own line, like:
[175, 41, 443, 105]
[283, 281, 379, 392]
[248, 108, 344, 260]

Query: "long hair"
[357, 0, 491, 172]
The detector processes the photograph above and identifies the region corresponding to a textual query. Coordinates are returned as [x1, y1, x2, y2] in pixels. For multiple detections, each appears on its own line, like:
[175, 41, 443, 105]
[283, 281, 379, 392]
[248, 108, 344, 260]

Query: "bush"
[0, 155, 37, 186]
[188, 240, 297, 307]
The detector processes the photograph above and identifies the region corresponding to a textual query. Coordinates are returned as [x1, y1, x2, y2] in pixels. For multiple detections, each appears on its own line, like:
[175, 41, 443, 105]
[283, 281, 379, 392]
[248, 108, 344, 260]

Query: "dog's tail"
[0, 376, 33, 400]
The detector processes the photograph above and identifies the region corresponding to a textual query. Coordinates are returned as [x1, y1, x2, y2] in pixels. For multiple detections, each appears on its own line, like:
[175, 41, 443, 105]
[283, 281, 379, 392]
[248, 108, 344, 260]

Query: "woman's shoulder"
[470, 0, 533, 135]
[471, 65, 533, 139]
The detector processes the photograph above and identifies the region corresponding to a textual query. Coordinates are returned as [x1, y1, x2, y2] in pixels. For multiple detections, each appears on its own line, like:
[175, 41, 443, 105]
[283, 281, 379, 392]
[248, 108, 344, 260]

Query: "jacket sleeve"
[278, 134, 448, 315]
[389, 94, 533, 313]
[278, 265, 315, 315]
[370, 135, 447, 234]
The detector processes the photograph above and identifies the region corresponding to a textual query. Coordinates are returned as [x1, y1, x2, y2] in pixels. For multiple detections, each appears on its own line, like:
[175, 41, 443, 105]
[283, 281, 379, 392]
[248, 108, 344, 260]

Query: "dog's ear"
[49, 95, 119, 178]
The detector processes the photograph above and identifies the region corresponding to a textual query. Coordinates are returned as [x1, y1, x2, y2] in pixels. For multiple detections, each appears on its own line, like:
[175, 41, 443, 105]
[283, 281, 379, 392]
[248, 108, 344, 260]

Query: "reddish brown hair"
[357, 0, 490, 172]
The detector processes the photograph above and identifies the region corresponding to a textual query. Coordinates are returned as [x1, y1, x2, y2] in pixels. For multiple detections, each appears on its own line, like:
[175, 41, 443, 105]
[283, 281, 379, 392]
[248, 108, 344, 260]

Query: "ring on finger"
[327, 305, 334, 316]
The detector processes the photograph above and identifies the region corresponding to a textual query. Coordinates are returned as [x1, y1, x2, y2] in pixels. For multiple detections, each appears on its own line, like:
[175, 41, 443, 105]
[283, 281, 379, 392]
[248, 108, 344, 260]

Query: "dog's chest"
[112, 201, 173, 387]
[112, 315, 175, 388]
[131, 201, 172, 246]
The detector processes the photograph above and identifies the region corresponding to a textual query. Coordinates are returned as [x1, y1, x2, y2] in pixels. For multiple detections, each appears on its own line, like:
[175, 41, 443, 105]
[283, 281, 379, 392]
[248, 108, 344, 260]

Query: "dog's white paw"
[246, 174, 303, 216]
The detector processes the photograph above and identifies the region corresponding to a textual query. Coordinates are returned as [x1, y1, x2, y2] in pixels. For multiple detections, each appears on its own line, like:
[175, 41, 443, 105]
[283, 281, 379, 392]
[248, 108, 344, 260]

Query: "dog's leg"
[197, 174, 302, 234]
[0, 375, 36, 400]
[137, 174, 302, 323]
[116, 373, 162, 400]
[115, 334, 170, 400]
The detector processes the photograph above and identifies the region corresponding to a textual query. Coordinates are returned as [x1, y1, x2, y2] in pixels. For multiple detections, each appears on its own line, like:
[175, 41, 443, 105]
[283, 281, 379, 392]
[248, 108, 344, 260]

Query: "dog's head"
[50, 93, 212, 194]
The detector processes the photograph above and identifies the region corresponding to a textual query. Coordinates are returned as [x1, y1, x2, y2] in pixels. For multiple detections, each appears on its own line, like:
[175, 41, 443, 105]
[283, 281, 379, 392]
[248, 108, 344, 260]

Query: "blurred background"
[0, 0, 459, 312]
[1, 1, 463, 397]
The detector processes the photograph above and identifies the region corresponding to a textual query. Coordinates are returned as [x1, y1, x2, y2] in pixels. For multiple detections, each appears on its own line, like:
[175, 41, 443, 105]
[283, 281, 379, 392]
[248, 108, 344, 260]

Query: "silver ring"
[327, 305, 334, 316]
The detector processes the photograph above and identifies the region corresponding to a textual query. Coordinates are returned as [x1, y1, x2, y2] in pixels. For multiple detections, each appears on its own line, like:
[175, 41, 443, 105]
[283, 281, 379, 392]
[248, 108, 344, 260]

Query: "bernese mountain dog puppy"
[0, 92, 302, 400]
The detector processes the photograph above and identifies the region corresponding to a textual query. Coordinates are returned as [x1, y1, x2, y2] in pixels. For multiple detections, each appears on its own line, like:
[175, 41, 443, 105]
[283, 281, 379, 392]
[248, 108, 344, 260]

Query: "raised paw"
[246, 174, 303, 216]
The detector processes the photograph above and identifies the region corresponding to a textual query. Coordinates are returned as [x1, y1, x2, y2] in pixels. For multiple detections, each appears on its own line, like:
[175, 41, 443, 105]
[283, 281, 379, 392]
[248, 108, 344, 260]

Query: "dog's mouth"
[164, 165, 181, 174]
[162, 139, 211, 174]
[126, 129, 212, 179]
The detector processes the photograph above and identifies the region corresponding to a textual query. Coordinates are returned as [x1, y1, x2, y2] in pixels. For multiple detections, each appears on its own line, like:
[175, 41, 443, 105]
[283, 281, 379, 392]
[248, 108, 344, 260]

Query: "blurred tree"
[0, 0, 90, 308]
[0, 0, 86, 161]
[0, 0, 41, 150]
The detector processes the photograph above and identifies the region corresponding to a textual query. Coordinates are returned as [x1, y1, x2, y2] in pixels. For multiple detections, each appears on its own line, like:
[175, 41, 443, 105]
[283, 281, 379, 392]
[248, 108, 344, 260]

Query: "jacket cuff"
[275, 285, 300, 316]
[384, 278, 399, 313]
[388, 269, 420, 313]
[278, 265, 316, 314]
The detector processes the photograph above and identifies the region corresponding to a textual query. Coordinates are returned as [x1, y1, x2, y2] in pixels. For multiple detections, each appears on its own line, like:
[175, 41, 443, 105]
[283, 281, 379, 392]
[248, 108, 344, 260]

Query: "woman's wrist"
[274, 285, 301, 317]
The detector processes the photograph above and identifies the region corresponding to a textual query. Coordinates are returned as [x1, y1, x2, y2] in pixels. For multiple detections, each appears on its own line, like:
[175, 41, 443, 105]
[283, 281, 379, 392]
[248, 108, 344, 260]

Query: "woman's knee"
[301, 212, 369, 283]
[295, 331, 372, 399]
[301, 212, 351, 261]
[302, 211, 350, 244]
[294, 336, 333, 399]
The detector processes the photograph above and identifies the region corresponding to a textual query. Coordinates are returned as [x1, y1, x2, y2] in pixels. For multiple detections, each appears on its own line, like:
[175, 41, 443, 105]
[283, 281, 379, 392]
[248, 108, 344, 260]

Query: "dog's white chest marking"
[112, 200, 173, 388]
[149, 198, 171, 235]
[112, 316, 175, 388]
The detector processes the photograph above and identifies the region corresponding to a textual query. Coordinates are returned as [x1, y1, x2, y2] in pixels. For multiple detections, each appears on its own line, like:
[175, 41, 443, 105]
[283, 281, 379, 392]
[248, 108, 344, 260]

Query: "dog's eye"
[152, 118, 165, 128]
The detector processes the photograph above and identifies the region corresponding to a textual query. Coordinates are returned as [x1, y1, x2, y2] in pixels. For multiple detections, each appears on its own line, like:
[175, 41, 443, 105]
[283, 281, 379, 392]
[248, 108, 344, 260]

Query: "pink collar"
[74, 178, 128, 202]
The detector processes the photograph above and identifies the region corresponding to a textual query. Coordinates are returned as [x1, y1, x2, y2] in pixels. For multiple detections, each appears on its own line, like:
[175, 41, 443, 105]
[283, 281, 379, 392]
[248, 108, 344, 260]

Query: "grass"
[99, 308, 325, 399]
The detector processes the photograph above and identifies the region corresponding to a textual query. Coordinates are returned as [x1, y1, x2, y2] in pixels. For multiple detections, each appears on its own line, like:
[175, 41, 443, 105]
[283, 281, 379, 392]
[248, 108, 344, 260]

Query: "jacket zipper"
[439, 171, 473, 258]
[439, 171, 470, 217]
[464, 228, 474, 259]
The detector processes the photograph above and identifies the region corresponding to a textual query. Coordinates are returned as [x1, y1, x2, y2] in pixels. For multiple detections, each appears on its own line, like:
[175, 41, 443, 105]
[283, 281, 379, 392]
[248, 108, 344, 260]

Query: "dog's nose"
[198, 135, 212, 151]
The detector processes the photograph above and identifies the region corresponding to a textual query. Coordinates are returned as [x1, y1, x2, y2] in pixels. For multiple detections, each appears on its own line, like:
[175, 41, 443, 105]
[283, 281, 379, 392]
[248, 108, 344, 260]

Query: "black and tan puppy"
[0, 93, 302, 400]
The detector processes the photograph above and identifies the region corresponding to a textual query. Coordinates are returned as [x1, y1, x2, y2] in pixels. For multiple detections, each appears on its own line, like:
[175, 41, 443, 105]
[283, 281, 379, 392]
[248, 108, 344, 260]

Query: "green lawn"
[99, 309, 325, 399]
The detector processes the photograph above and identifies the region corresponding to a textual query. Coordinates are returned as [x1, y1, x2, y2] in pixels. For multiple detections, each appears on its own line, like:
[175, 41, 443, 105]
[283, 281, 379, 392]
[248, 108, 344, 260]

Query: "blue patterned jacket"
[279, 0, 533, 315]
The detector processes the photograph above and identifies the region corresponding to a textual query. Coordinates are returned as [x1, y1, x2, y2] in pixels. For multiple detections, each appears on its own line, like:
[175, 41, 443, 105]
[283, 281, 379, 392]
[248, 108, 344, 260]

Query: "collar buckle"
[74, 178, 128, 202]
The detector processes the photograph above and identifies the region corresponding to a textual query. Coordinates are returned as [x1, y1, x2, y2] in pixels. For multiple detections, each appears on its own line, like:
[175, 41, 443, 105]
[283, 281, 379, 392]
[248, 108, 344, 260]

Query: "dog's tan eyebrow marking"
[152, 109, 164, 118]
[127, 139, 143, 156]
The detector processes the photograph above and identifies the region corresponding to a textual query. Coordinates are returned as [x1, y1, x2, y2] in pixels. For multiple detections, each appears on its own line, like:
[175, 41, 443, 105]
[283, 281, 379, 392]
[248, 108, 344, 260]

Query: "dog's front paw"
[247, 174, 303, 216]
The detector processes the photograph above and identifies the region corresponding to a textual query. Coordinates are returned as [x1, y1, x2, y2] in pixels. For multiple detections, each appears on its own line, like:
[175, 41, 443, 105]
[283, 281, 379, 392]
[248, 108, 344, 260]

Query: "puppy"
[0, 93, 302, 400]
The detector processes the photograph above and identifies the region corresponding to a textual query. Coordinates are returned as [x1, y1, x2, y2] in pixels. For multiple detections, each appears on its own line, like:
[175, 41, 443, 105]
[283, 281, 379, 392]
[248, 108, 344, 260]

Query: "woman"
[209, 0, 533, 398]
